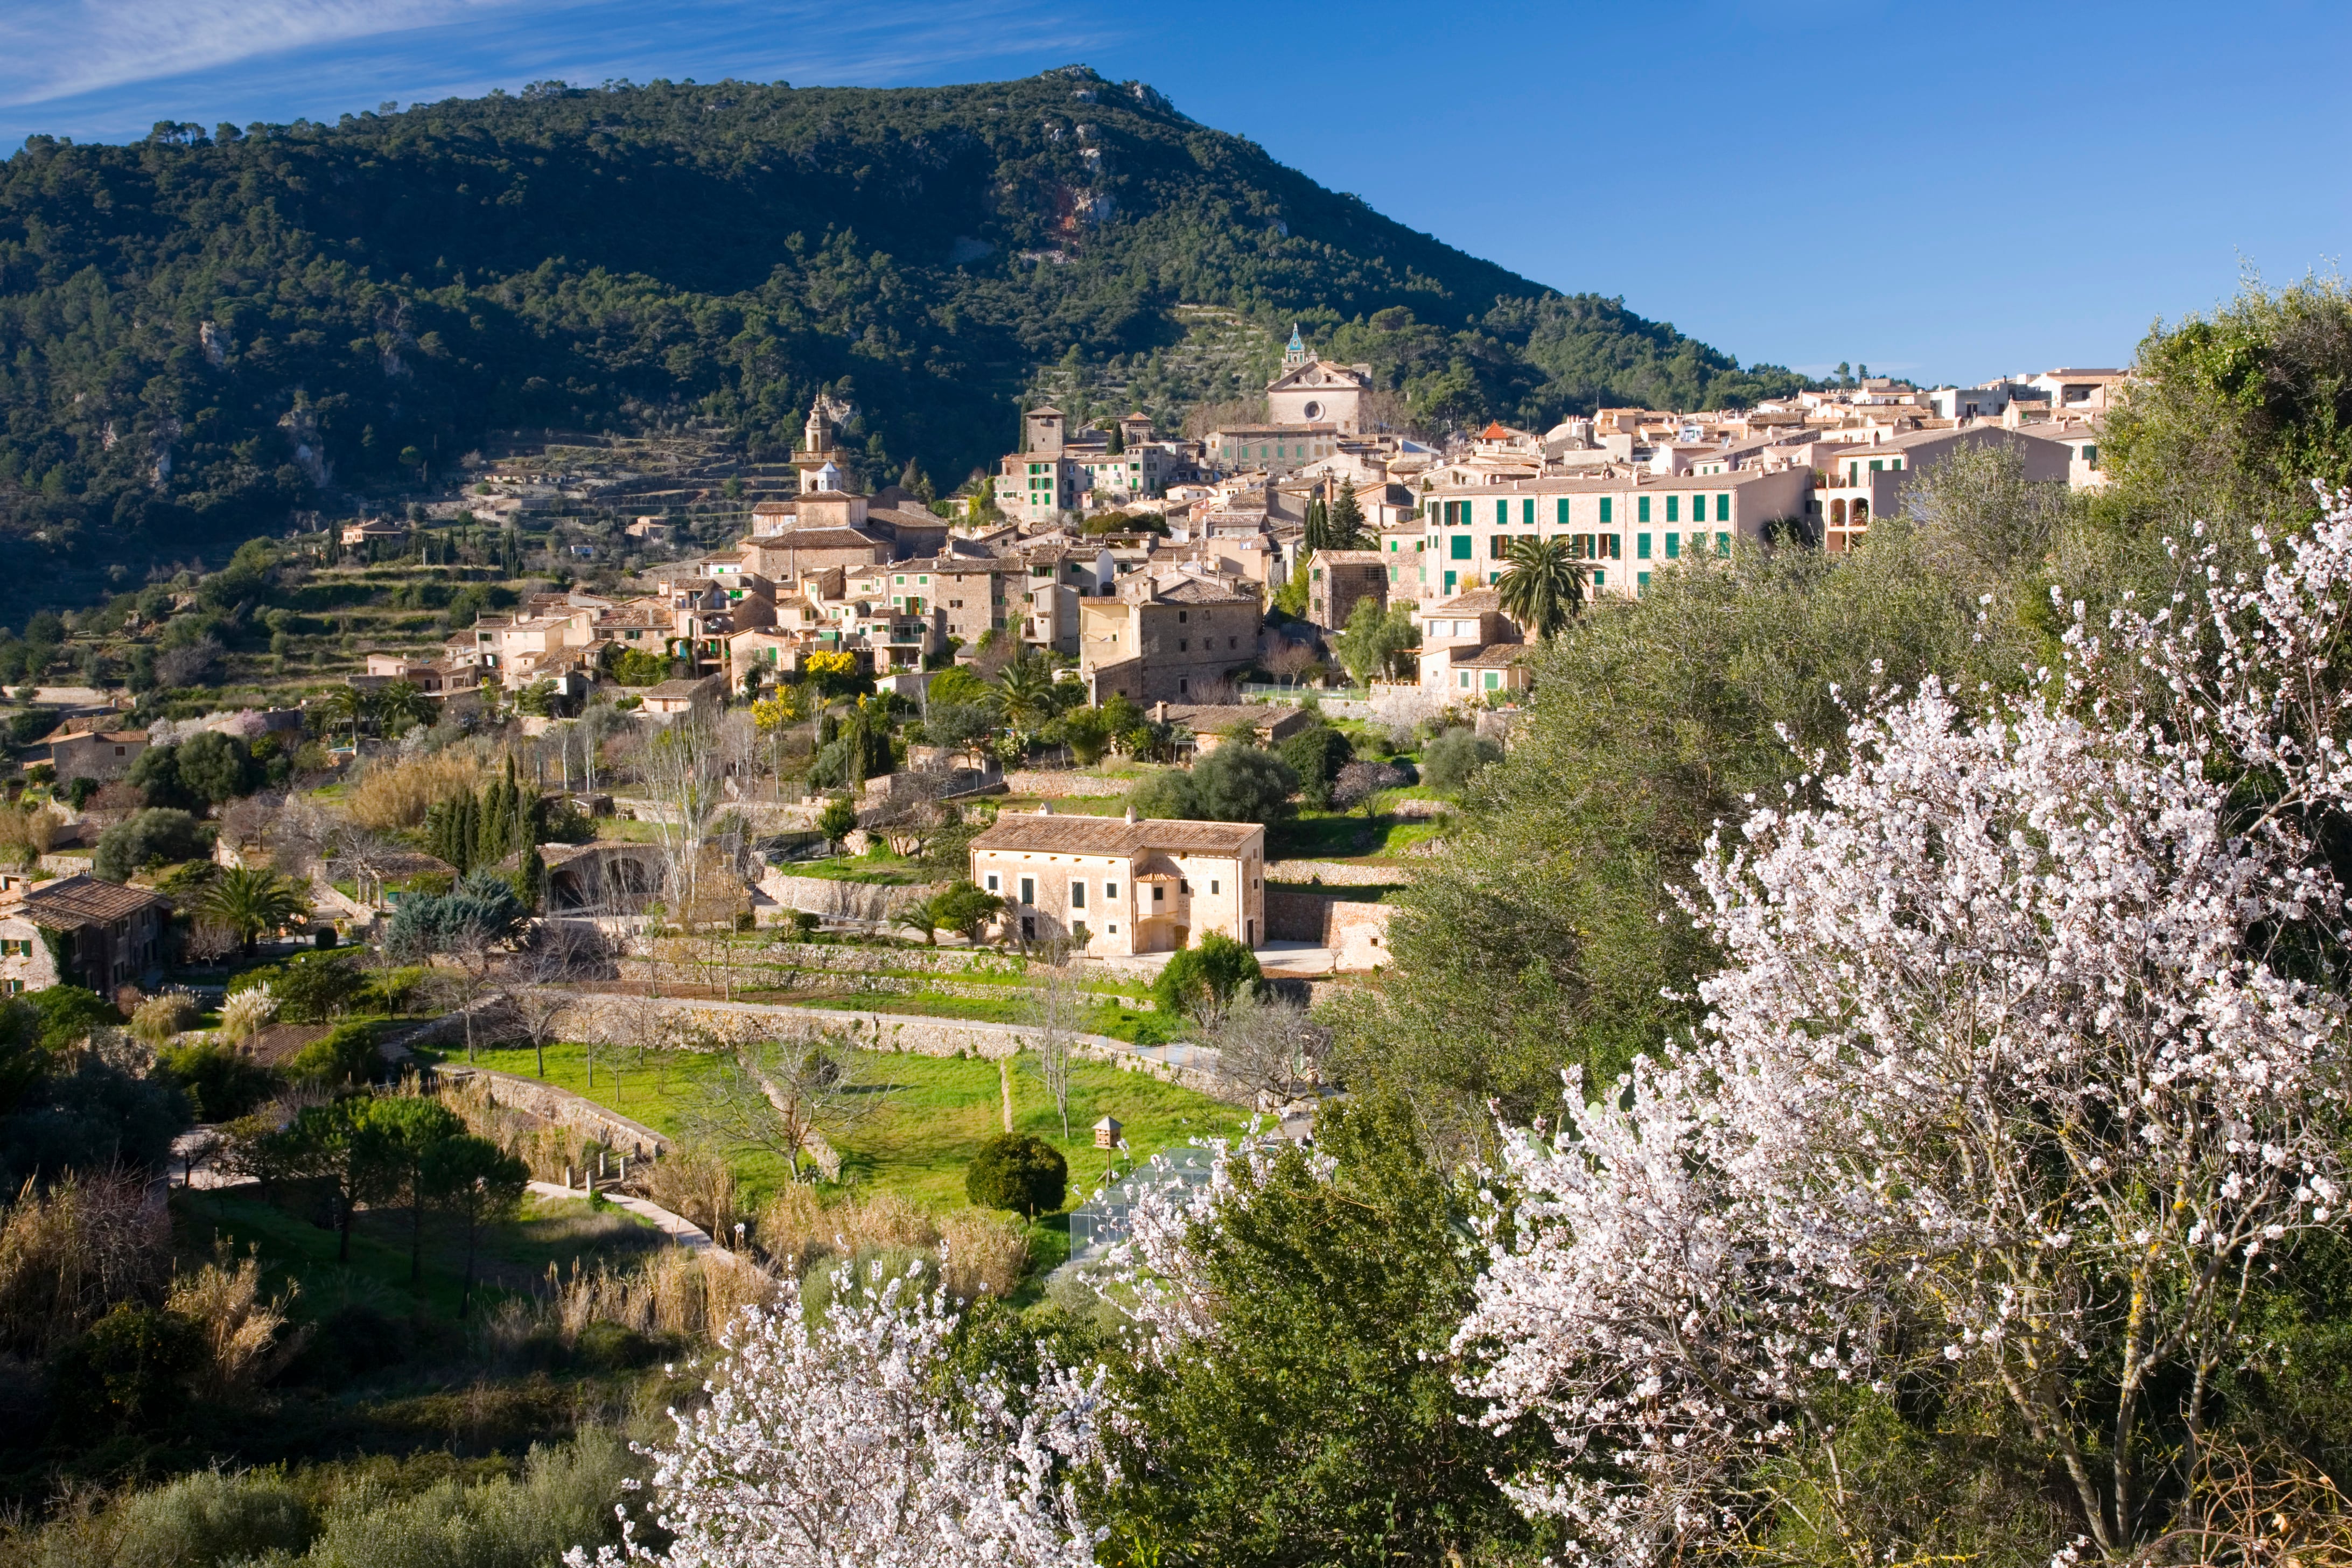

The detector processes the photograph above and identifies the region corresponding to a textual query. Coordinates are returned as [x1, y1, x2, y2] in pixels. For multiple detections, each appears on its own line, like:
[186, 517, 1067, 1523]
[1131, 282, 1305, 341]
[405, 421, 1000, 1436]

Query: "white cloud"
[0, 0, 528, 107]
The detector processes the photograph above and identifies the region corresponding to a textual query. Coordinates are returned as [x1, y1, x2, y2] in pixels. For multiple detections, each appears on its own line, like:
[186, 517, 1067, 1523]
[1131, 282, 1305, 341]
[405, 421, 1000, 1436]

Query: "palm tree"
[995, 652, 1058, 733]
[1496, 536, 1585, 640]
[318, 684, 372, 747]
[198, 866, 314, 957]
[894, 894, 944, 947]
[378, 681, 431, 735]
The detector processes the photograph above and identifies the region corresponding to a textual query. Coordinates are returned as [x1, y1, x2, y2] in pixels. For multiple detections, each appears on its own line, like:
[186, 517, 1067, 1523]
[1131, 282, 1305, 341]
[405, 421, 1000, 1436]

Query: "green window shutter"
[1600, 497, 1613, 524]
[1495, 499, 1509, 526]
[1592, 569, 1605, 587]
[1666, 496, 1679, 523]
[1523, 498, 1535, 524]
[1666, 532, 1680, 559]
[1637, 533, 1652, 560]
[1716, 532, 1730, 556]
[1445, 570, 1457, 592]
[1451, 534, 1473, 560]
[1717, 493, 1730, 522]
[1638, 496, 1651, 523]
[1638, 571, 1650, 593]
[1870, 459, 1883, 472]
[1490, 534, 1508, 559]
[1557, 498, 1570, 525]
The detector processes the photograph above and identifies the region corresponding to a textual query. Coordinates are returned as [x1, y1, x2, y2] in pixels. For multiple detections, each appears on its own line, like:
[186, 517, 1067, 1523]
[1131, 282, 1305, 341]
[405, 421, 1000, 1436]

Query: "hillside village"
[0, 328, 2120, 985]
[0, 290, 2270, 1568]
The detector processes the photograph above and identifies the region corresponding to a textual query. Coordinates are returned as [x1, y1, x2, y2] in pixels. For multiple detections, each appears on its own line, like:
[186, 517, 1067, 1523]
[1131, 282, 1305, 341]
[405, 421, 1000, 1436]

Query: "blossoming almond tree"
[568, 1262, 1105, 1568]
[1458, 507, 2352, 1565]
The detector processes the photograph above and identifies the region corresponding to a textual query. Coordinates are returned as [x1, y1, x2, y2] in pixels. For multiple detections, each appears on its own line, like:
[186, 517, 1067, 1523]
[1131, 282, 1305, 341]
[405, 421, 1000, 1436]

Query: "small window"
[1179, 880, 1191, 894]
[1070, 881, 1086, 909]
[1592, 569, 1606, 587]
[1105, 881, 1119, 900]
[1153, 885, 1165, 902]
[1108, 923, 1118, 934]
[985, 873, 1000, 893]
[1019, 877, 1036, 905]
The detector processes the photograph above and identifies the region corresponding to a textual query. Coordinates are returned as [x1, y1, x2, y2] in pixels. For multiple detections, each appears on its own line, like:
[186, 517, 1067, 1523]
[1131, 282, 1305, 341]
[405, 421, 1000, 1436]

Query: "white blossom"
[568, 1260, 1105, 1568]
[1460, 499, 2352, 1564]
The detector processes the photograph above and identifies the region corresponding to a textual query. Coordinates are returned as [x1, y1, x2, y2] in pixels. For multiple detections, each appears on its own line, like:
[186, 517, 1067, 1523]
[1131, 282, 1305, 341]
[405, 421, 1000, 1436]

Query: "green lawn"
[176, 1184, 663, 1322]
[1270, 806, 1447, 862]
[777, 852, 933, 885]
[461, 1038, 1246, 1211]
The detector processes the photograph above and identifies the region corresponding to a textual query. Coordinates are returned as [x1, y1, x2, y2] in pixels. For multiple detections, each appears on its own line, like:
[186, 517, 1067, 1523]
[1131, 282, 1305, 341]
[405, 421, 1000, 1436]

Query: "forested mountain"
[0, 65, 1803, 615]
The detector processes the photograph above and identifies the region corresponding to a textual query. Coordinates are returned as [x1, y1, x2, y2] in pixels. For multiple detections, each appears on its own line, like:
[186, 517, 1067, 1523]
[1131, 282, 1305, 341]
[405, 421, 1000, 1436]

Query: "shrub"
[0, 1053, 188, 1190]
[291, 1428, 632, 1568]
[1278, 722, 1354, 809]
[163, 1242, 306, 1398]
[157, 1039, 283, 1121]
[24, 983, 123, 1052]
[93, 807, 208, 880]
[1130, 744, 1298, 825]
[1420, 726, 1503, 792]
[965, 1132, 1068, 1219]
[51, 1301, 204, 1433]
[267, 953, 369, 1022]
[345, 750, 487, 831]
[286, 1021, 382, 1088]
[5, 708, 59, 746]
[1154, 931, 1265, 1023]
[0, 1169, 168, 1356]
[174, 731, 258, 804]
[111, 1467, 314, 1568]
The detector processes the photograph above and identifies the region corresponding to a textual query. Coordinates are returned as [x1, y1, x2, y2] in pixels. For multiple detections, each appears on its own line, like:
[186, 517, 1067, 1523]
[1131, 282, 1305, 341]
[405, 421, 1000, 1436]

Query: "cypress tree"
[1331, 481, 1365, 550]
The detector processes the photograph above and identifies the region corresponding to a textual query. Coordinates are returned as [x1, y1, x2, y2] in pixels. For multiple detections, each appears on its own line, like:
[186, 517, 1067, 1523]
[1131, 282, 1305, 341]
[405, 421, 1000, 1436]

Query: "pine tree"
[1304, 497, 1328, 553]
[1105, 423, 1125, 456]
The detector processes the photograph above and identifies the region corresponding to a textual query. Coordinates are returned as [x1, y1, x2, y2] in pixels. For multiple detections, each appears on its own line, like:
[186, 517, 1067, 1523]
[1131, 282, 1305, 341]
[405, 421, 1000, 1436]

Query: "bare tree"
[499, 927, 597, 1077]
[633, 717, 726, 944]
[1023, 947, 1084, 1139]
[432, 926, 505, 1063]
[1264, 640, 1319, 690]
[677, 1018, 890, 1181]
[1210, 990, 1331, 1111]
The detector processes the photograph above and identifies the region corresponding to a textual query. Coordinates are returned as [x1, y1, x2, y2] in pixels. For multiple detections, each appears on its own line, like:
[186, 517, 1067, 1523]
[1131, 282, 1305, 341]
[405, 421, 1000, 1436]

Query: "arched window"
[1830, 499, 1847, 527]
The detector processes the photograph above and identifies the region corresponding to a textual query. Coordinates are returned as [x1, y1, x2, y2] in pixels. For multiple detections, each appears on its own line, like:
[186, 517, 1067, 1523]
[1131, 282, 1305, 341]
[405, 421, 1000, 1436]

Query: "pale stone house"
[969, 808, 1266, 954]
[0, 875, 171, 996]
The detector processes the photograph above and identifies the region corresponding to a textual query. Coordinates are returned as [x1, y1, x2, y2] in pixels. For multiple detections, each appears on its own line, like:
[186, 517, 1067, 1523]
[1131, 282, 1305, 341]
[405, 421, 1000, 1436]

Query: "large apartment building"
[1416, 468, 1814, 599]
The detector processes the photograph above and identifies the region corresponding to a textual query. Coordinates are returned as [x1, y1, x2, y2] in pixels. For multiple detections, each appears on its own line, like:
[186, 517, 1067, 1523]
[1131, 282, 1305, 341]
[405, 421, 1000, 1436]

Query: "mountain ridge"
[0, 65, 1805, 618]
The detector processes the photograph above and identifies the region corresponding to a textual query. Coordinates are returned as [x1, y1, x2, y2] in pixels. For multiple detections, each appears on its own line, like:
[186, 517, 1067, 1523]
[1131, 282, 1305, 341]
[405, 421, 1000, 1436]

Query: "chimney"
[1123, 806, 1137, 824]
[1038, 801, 1052, 815]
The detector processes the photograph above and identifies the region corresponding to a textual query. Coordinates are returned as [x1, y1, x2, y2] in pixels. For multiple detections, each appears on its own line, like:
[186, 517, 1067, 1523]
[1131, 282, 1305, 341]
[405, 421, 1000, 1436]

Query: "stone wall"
[999, 769, 1137, 799]
[1266, 859, 1412, 886]
[753, 872, 943, 925]
[435, 1063, 672, 1159]
[562, 993, 1233, 1101]
[1264, 890, 1396, 970]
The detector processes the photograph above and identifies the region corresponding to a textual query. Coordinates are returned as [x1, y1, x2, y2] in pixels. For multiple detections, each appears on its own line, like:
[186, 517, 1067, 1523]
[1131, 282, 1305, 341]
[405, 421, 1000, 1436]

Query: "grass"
[775, 853, 933, 885]
[1269, 806, 1448, 862]
[175, 1184, 663, 1322]
[460, 1038, 1245, 1211]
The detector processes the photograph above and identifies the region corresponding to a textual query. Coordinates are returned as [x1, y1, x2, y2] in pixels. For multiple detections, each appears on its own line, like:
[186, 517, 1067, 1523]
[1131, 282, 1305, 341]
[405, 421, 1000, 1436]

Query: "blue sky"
[2, 1, 2346, 387]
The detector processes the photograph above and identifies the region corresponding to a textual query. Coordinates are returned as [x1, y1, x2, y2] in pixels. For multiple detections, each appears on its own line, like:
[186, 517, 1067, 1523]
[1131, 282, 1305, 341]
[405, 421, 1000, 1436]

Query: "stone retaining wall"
[998, 769, 1138, 799]
[435, 1063, 672, 1159]
[753, 872, 944, 925]
[563, 993, 1232, 1101]
[1266, 859, 1412, 886]
[1264, 890, 1397, 970]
